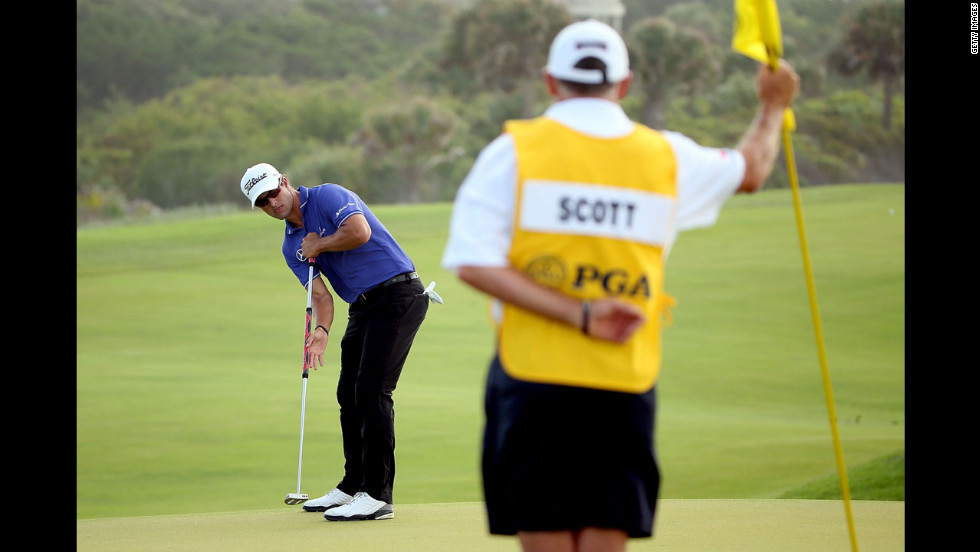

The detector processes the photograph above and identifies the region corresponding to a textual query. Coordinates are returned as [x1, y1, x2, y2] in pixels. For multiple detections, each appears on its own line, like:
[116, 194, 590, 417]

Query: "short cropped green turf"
[77, 184, 904, 519]
[76, 500, 905, 552]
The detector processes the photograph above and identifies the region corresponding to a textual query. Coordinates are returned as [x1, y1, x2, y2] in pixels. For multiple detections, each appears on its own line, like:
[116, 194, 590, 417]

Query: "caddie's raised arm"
[735, 60, 800, 193]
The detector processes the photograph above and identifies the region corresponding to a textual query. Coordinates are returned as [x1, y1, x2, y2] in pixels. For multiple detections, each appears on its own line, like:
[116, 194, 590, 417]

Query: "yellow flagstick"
[733, 2, 859, 551]
[782, 127, 859, 552]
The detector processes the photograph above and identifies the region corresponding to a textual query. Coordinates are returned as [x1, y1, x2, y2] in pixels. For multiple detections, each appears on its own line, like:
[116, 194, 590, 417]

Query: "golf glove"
[423, 281, 444, 304]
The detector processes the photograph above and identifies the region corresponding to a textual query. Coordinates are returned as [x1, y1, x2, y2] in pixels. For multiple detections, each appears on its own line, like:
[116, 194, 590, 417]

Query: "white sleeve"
[441, 134, 517, 272]
[664, 131, 746, 232]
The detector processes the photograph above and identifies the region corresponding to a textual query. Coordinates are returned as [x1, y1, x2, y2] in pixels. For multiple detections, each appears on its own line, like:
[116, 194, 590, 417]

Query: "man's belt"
[358, 271, 419, 303]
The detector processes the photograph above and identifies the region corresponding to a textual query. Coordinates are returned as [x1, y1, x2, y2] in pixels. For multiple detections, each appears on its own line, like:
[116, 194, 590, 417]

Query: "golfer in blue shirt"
[241, 162, 431, 521]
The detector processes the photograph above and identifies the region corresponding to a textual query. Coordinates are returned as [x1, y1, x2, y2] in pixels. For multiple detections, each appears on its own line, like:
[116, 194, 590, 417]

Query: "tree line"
[76, 0, 904, 225]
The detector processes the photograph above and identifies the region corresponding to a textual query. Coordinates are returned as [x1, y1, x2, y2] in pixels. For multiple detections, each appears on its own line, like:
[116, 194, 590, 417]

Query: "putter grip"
[303, 307, 312, 377]
[303, 259, 315, 377]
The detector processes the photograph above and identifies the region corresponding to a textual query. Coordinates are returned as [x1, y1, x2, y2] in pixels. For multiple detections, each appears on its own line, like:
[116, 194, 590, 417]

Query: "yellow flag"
[732, 0, 783, 67]
[732, 0, 794, 131]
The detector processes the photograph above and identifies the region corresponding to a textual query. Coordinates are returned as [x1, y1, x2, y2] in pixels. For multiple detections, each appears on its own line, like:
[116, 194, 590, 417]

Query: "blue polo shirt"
[282, 185, 416, 303]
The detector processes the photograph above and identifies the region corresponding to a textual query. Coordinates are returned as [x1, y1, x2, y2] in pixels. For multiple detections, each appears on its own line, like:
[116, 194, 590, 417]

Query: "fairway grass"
[77, 184, 904, 519]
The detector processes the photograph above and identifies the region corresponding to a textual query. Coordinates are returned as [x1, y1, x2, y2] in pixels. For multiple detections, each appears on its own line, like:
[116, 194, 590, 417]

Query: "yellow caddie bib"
[498, 116, 678, 393]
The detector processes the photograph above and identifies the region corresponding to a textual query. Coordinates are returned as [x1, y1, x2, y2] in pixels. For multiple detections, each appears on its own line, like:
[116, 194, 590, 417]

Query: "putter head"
[284, 493, 309, 505]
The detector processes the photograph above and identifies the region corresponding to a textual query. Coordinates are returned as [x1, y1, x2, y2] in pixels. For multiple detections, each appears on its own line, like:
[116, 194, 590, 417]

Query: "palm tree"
[627, 16, 720, 130]
[440, 0, 572, 117]
[827, 1, 904, 130]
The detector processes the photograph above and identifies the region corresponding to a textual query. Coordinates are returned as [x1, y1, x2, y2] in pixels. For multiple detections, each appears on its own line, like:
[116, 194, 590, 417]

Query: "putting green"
[77, 499, 903, 551]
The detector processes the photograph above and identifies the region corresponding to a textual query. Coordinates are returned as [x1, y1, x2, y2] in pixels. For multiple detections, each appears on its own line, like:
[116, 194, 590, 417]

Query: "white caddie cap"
[240, 162, 282, 208]
[545, 19, 630, 85]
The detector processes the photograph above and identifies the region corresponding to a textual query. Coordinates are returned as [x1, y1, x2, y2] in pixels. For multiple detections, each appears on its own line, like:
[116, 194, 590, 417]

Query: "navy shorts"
[481, 354, 660, 538]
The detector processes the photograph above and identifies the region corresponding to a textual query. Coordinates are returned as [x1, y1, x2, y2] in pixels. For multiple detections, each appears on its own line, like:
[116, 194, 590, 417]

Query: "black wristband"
[581, 300, 590, 335]
[315, 324, 329, 336]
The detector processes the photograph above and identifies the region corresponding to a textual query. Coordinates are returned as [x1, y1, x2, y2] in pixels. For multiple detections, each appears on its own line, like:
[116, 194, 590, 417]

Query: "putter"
[285, 259, 315, 505]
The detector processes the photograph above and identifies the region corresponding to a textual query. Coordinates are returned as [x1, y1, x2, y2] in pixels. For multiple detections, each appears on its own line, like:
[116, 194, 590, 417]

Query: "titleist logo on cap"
[575, 40, 607, 50]
[244, 173, 268, 193]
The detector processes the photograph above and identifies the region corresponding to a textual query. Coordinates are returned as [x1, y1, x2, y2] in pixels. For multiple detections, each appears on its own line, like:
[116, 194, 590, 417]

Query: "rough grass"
[781, 450, 905, 501]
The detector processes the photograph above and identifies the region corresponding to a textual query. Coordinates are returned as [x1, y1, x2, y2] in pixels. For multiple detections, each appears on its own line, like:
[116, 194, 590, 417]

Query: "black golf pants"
[336, 278, 428, 504]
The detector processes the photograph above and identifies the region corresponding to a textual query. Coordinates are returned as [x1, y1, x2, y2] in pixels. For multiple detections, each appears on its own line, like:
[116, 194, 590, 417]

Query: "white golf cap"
[545, 19, 630, 85]
[240, 163, 282, 208]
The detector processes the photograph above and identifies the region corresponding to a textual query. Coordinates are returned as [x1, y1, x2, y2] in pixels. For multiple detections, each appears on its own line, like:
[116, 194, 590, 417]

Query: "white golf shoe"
[323, 491, 394, 521]
[302, 488, 354, 512]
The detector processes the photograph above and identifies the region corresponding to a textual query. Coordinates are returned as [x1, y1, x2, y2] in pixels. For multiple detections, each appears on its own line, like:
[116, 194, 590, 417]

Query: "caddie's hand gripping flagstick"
[733, 2, 859, 551]
[285, 257, 316, 505]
